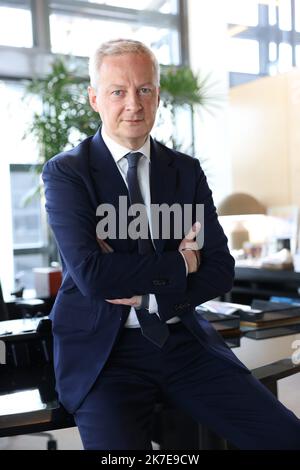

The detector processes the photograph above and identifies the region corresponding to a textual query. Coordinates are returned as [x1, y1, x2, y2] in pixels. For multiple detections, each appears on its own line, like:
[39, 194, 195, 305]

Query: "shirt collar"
[101, 126, 150, 163]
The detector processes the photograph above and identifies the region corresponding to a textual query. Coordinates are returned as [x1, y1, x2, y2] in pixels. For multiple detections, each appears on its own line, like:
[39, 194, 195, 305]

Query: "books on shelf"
[195, 308, 241, 337]
[238, 310, 300, 327]
[199, 300, 300, 329]
[241, 299, 300, 327]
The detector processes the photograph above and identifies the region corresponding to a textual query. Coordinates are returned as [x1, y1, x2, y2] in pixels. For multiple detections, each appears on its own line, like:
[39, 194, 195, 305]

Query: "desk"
[4, 295, 55, 321]
[0, 318, 300, 449]
[225, 267, 300, 304]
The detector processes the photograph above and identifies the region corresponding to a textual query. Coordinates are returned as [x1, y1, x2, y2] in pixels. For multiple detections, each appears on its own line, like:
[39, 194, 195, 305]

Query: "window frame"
[9, 163, 49, 256]
[228, 0, 300, 87]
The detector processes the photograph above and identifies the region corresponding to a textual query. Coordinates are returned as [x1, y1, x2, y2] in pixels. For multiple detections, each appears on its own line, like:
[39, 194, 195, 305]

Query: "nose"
[125, 91, 142, 112]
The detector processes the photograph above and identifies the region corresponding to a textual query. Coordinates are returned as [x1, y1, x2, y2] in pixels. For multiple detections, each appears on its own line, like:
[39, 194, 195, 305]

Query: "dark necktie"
[125, 152, 169, 348]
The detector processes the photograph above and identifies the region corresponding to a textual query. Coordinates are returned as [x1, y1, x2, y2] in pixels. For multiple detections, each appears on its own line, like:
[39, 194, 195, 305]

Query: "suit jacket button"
[153, 279, 167, 286]
[175, 304, 183, 311]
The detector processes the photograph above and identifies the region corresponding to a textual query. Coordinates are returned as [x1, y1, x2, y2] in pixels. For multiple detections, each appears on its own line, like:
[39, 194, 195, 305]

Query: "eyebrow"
[107, 83, 155, 89]
[138, 83, 155, 87]
[108, 84, 126, 89]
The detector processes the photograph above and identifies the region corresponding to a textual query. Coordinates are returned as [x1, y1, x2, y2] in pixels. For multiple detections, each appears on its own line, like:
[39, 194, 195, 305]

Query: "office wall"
[288, 71, 300, 205]
[229, 69, 300, 207]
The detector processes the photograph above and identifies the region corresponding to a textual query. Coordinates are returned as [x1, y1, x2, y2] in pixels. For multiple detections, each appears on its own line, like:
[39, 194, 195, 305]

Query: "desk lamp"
[218, 192, 266, 251]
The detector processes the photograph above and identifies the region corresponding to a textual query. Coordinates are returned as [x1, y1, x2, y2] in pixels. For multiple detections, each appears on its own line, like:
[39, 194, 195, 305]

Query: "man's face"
[88, 53, 160, 150]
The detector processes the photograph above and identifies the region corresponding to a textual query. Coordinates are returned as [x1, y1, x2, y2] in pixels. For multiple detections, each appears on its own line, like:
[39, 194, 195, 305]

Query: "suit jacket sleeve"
[155, 158, 235, 322]
[42, 157, 187, 301]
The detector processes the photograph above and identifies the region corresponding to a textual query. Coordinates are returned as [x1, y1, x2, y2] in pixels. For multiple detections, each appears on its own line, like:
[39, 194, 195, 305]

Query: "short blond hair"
[89, 38, 160, 89]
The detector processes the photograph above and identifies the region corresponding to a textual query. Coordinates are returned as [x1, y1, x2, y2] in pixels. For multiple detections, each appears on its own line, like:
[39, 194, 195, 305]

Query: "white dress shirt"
[101, 127, 182, 327]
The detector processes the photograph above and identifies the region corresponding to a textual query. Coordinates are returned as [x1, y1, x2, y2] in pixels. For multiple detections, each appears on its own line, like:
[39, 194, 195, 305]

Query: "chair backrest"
[0, 281, 9, 321]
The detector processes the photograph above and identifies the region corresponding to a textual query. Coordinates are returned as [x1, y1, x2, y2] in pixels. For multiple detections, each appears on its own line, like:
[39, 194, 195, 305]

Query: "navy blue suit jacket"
[42, 129, 248, 413]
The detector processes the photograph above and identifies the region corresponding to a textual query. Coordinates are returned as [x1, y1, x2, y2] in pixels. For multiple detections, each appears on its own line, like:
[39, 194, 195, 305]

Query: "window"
[268, 41, 293, 74]
[268, 3, 277, 26]
[9, 163, 49, 290]
[278, 42, 293, 72]
[0, 3, 32, 47]
[228, 0, 300, 86]
[228, 38, 260, 74]
[72, 0, 178, 14]
[278, 0, 292, 31]
[0, 81, 38, 164]
[50, 14, 179, 64]
[269, 41, 277, 62]
[295, 0, 300, 32]
[13, 252, 48, 292]
[49, 0, 180, 64]
[226, 0, 258, 26]
[296, 44, 300, 65]
[0, 81, 48, 293]
[10, 166, 45, 249]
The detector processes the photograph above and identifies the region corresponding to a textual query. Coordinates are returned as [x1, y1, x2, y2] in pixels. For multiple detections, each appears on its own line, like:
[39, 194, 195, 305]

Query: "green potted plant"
[159, 65, 225, 152]
[25, 57, 99, 171]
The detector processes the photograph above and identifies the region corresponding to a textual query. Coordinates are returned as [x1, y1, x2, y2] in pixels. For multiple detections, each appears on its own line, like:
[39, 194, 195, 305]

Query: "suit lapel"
[89, 130, 128, 206]
[89, 129, 136, 252]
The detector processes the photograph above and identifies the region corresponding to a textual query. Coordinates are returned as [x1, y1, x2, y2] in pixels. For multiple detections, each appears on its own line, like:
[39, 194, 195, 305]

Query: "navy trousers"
[74, 322, 300, 450]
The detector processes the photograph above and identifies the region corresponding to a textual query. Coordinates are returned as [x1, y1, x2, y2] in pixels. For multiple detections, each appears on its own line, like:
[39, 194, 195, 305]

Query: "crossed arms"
[97, 223, 201, 308]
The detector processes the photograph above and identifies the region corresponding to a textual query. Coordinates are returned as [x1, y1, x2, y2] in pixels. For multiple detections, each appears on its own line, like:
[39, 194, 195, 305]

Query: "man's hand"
[96, 236, 142, 307]
[97, 237, 114, 253]
[105, 296, 142, 307]
[179, 222, 201, 274]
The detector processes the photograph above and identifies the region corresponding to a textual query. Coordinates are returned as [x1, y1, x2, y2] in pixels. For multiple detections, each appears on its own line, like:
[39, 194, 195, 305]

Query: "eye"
[139, 87, 152, 95]
[111, 90, 124, 97]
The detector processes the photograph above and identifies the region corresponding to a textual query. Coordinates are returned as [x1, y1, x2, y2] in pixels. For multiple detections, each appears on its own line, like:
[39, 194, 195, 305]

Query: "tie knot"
[126, 152, 143, 169]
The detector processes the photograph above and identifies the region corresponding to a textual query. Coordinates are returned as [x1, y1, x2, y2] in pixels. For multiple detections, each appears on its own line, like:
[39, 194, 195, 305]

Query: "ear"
[88, 86, 99, 113]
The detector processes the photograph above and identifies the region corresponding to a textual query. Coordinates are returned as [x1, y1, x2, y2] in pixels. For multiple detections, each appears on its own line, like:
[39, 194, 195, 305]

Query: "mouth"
[123, 119, 144, 123]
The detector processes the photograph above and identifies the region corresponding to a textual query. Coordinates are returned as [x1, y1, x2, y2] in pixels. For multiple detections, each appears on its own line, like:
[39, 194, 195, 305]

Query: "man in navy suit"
[42, 39, 300, 450]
